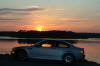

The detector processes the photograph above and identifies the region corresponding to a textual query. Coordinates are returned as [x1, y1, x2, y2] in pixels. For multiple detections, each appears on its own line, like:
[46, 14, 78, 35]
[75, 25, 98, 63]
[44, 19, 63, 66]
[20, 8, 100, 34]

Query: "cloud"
[0, 7, 47, 16]
[24, 5, 39, 8]
[0, 8, 45, 12]
[48, 8, 64, 11]
[0, 7, 63, 16]
[0, 17, 21, 21]
[59, 17, 89, 22]
[0, 7, 65, 21]
[0, 7, 47, 21]
[0, 11, 13, 15]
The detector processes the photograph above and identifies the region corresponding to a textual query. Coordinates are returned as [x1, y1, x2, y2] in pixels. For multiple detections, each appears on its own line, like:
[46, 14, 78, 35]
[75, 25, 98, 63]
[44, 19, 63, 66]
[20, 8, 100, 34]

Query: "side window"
[41, 43, 52, 47]
[58, 43, 69, 48]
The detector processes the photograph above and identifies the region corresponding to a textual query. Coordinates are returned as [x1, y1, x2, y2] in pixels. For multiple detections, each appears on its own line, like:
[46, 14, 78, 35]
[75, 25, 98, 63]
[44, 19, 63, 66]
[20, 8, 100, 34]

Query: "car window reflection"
[42, 44, 52, 47]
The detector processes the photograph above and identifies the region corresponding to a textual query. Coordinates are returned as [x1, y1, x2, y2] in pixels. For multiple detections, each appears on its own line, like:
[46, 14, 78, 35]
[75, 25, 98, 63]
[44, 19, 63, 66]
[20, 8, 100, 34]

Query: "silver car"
[11, 40, 85, 64]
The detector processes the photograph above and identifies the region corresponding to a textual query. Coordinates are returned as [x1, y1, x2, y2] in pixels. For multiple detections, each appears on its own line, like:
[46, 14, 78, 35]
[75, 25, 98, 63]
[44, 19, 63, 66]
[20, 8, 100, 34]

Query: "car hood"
[12, 46, 31, 50]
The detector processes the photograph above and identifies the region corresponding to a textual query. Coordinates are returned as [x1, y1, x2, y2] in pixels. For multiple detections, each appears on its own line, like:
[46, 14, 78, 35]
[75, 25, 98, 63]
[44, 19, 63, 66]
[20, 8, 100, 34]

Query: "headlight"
[10, 48, 16, 55]
[11, 50, 15, 54]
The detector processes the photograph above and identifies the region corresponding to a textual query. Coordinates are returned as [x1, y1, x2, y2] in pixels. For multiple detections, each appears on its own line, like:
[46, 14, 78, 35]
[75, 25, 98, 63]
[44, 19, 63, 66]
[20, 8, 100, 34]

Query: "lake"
[0, 37, 100, 64]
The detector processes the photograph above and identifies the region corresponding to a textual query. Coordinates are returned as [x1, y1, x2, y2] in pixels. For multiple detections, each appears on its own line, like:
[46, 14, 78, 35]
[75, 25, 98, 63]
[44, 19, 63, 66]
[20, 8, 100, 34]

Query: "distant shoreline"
[0, 30, 100, 39]
[0, 36, 89, 40]
[0, 36, 100, 40]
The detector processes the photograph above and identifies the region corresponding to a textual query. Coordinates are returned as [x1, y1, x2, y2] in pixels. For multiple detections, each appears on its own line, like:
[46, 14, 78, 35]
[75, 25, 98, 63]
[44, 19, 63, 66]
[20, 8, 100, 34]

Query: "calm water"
[0, 37, 100, 63]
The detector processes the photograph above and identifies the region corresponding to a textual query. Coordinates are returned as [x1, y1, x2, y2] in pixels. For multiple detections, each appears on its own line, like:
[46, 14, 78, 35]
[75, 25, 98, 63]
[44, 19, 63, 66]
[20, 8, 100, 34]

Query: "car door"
[30, 41, 61, 59]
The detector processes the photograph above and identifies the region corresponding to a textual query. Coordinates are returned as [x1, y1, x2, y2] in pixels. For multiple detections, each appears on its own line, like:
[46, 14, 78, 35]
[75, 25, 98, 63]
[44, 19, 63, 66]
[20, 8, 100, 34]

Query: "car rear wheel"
[63, 54, 74, 64]
[15, 50, 27, 61]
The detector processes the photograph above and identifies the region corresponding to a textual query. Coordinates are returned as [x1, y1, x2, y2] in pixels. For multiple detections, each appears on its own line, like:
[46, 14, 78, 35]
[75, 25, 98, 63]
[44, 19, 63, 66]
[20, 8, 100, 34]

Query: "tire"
[14, 50, 27, 61]
[63, 54, 74, 64]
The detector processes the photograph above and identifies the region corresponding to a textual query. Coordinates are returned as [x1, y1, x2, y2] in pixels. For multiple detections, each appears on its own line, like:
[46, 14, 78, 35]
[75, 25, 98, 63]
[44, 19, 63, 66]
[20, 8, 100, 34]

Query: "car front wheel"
[14, 50, 27, 61]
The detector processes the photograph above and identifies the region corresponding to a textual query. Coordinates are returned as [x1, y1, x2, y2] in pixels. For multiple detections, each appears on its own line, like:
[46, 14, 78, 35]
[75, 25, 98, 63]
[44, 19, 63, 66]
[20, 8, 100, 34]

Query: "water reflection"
[17, 39, 78, 44]
[17, 39, 42, 44]
[74, 40, 100, 64]
[0, 39, 18, 54]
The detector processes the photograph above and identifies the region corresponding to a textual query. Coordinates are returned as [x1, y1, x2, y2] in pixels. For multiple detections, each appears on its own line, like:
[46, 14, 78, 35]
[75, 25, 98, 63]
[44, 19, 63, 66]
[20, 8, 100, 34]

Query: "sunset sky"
[0, 0, 100, 33]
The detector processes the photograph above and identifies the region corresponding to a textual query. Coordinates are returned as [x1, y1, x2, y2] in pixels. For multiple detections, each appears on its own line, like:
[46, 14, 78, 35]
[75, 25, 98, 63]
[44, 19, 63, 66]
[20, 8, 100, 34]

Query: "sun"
[36, 25, 44, 31]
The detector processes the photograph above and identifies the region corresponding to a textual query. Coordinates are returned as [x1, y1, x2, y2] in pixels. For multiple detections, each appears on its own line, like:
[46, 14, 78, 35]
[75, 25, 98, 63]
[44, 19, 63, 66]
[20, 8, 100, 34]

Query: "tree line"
[0, 30, 100, 39]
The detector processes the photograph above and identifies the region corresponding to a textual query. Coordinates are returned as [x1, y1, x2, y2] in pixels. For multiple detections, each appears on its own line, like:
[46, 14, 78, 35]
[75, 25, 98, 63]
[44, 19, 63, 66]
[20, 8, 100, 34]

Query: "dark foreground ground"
[0, 54, 100, 66]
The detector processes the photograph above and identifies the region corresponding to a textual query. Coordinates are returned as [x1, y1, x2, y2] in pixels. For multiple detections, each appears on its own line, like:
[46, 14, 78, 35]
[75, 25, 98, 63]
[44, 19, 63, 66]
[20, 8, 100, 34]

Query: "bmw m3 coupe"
[11, 40, 85, 64]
